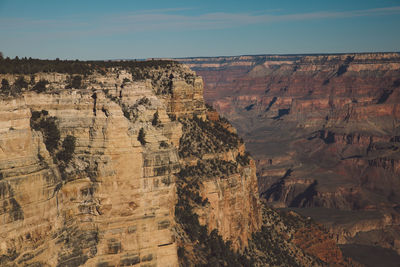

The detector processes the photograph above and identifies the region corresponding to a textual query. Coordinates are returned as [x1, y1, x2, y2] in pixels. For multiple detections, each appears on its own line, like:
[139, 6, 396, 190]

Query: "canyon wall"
[0, 58, 370, 266]
[180, 53, 400, 258]
[0, 65, 259, 266]
[0, 62, 264, 266]
[1, 72, 180, 266]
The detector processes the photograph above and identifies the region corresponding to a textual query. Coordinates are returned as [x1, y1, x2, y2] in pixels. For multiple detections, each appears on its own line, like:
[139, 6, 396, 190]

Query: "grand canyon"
[2, 0, 400, 266]
[0, 53, 399, 267]
[180, 53, 400, 266]
[1, 58, 369, 266]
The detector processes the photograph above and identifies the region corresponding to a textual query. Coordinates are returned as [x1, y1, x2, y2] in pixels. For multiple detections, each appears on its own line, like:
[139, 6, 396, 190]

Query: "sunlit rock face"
[0, 63, 261, 266]
[181, 53, 400, 254]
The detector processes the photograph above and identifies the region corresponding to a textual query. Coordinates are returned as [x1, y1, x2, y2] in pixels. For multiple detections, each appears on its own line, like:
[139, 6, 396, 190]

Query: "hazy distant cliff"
[180, 53, 400, 262]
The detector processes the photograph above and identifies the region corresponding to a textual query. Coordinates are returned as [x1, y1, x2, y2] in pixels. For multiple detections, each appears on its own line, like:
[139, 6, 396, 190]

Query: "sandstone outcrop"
[1, 70, 181, 266]
[0, 61, 264, 266]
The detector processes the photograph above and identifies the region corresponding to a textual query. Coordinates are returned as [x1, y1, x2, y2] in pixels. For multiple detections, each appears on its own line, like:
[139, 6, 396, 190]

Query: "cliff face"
[1, 73, 181, 266]
[0, 63, 262, 266]
[180, 53, 400, 257]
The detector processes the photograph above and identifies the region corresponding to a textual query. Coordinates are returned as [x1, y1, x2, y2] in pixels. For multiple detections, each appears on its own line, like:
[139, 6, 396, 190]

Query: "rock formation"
[1, 67, 183, 266]
[0, 58, 364, 266]
[180, 53, 400, 264]
[0, 59, 263, 266]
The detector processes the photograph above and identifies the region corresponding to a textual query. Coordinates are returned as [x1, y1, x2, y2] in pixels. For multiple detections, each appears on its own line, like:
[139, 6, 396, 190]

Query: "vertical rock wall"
[0, 65, 261, 266]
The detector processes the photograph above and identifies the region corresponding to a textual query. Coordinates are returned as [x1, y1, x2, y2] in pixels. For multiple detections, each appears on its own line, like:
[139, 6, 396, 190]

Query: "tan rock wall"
[0, 72, 180, 266]
[0, 66, 262, 265]
[196, 159, 261, 250]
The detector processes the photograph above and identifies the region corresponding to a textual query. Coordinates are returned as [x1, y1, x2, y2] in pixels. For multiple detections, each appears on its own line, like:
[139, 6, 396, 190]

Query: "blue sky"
[1, 0, 400, 60]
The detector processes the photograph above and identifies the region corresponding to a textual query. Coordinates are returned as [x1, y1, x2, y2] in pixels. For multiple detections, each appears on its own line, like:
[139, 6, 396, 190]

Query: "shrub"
[236, 152, 251, 166]
[14, 76, 28, 90]
[30, 75, 35, 85]
[1, 78, 10, 93]
[32, 79, 48, 93]
[159, 141, 169, 148]
[39, 117, 60, 153]
[57, 135, 76, 163]
[137, 128, 146, 145]
[30, 110, 60, 154]
[178, 117, 242, 158]
[137, 97, 150, 105]
[71, 75, 82, 89]
[168, 113, 176, 121]
[152, 111, 160, 126]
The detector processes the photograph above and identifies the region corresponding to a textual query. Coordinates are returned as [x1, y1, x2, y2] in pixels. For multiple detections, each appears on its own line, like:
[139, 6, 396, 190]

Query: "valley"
[180, 53, 400, 265]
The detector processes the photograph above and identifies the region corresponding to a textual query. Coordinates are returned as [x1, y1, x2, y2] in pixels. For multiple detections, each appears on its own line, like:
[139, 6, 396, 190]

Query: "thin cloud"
[1, 6, 400, 35]
[104, 6, 400, 32]
[128, 7, 195, 14]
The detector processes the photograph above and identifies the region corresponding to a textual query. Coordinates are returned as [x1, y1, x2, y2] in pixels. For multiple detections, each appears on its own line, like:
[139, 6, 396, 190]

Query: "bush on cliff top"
[0, 78, 10, 94]
[179, 116, 242, 158]
[0, 56, 179, 75]
[32, 79, 49, 93]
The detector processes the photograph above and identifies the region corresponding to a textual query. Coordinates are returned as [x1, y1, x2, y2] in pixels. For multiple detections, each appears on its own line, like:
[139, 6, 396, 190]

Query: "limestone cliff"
[1, 69, 182, 266]
[0, 60, 263, 266]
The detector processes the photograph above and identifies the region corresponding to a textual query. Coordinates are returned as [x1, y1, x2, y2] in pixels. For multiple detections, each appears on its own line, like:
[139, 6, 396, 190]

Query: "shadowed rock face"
[180, 53, 400, 255]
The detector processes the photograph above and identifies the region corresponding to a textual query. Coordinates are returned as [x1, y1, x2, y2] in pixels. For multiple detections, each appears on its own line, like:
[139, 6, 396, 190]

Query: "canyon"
[0, 59, 358, 266]
[180, 53, 400, 266]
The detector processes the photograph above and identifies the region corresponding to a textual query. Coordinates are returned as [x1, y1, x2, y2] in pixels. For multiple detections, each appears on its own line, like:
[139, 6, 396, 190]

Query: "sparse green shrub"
[137, 97, 150, 105]
[7, 76, 28, 96]
[168, 113, 176, 121]
[32, 79, 48, 93]
[14, 76, 28, 90]
[57, 135, 76, 163]
[40, 118, 60, 153]
[30, 110, 60, 154]
[178, 116, 242, 158]
[137, 128, 146, 145]
[236, 152, 251, 166]
[1, 78, 10, 94]
[152, 111, 160, 126]
[29, 75, 35, 85]
[159, 141, 169, 148]
[66, 75, 82, 89]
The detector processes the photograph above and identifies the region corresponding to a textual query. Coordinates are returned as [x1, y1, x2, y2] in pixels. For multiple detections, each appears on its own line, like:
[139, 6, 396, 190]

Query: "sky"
[0, 0, 400, 60]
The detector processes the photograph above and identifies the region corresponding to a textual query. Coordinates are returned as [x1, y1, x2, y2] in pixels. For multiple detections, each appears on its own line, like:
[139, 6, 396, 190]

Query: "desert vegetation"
[178, 115, 242, 158]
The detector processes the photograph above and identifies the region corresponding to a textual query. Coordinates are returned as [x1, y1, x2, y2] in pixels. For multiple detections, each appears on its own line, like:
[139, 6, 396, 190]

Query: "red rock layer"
[180, 53, 400, 254]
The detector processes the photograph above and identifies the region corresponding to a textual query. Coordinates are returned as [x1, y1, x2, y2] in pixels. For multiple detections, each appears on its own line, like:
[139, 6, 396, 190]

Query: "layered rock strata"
[180, 53, 400, 259]
[0, 63, 261, 266]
